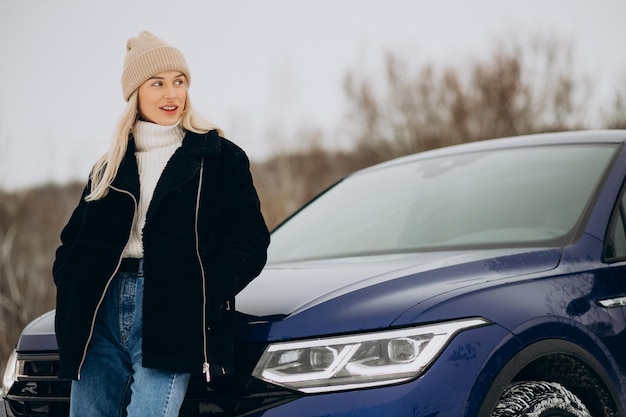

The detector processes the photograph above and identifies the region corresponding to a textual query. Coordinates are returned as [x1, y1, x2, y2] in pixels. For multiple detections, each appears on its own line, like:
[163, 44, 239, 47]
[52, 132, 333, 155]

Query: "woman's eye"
[174, 79, 184, 86]
[152, 81, 163, 87]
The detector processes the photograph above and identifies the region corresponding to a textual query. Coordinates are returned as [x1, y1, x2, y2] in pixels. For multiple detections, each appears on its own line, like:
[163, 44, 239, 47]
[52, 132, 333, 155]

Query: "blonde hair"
[85, 90, 222, 201]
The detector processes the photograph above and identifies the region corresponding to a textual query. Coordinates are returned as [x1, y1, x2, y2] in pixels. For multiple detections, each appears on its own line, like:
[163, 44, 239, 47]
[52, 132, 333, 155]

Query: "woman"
[52, 31, 270, 417]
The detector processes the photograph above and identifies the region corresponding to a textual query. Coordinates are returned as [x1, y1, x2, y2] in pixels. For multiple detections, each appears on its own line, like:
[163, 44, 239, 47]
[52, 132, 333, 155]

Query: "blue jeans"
[70, 273, 191, 417]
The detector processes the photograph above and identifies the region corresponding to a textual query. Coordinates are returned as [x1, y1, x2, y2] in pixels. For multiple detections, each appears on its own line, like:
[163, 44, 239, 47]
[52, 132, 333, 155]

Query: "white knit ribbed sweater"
[122, 121, 184, 258]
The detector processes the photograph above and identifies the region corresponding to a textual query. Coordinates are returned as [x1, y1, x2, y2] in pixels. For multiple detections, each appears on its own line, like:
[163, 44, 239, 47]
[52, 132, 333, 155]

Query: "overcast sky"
[1, 0, 625, 190]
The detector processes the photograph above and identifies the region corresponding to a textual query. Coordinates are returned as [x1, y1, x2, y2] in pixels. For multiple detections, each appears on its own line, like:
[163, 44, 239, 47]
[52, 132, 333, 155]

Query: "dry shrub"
[0, 183, 83, 374]
[252, 145, 372, 230]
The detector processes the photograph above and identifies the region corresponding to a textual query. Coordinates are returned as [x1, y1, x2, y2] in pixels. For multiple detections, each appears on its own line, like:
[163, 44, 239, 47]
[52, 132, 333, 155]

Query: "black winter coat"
[53, 129, 270, 380]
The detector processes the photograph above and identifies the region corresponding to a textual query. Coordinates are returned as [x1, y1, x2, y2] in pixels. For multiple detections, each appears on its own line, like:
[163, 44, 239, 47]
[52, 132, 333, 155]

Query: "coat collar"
[111, 140, 140, 197]
[179, 129, 222, 159]
[111, 128, 222, 201]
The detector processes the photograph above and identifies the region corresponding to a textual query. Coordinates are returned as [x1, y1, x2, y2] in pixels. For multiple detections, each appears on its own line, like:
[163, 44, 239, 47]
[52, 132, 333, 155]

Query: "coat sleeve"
[52, 184, 89, 286]
[202, 145, 270, 309]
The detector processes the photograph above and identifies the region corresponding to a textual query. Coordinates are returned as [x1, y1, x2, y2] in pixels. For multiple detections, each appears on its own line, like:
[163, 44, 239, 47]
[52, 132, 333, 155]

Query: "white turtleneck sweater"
[122, 121, 184, 259]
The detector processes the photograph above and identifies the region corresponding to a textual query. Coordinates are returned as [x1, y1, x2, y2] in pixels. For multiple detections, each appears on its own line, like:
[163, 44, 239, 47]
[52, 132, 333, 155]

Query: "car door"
[603, 180, 626, 373]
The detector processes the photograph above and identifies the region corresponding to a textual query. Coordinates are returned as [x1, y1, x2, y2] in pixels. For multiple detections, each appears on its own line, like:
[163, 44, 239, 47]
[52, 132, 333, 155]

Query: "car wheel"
[490, 381, 591, 417]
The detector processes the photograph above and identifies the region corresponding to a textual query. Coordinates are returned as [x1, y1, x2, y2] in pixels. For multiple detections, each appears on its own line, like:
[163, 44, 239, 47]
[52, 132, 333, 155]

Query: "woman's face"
[137, 70, 187, 126]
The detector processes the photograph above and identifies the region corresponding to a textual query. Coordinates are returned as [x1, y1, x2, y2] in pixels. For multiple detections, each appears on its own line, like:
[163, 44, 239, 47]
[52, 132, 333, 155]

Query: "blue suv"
[3, 130, 626, 416]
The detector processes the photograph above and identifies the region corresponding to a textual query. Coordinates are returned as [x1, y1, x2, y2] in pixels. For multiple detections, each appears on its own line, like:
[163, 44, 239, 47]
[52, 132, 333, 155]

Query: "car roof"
[356, 129, 626, 175]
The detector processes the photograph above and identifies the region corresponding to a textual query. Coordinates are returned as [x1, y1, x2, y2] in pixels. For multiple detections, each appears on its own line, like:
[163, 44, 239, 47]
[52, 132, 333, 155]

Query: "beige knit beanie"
[121, 31, 191, 101]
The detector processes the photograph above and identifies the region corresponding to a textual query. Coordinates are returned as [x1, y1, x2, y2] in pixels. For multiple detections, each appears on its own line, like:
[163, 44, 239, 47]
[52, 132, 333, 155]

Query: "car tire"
[490, 381, 591, 417]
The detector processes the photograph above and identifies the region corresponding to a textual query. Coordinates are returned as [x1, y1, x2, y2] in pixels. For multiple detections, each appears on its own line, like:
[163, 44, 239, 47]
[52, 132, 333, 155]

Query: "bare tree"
[343, 36, 593, 159]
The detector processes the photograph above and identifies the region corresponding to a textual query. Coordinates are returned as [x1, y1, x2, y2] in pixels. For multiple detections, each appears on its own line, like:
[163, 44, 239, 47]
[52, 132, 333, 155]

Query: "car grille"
[4, 353, 69, 417]
[5, 350, 300, 417]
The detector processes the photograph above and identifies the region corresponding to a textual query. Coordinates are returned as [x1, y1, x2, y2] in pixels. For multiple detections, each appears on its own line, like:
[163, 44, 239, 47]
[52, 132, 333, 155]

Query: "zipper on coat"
[194, 159, 211, 382]
[76, 187, 138, 380]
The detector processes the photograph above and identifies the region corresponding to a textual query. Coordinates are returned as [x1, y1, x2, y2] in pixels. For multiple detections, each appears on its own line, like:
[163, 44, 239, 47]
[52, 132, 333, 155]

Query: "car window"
[268, 144, 618, 263]
[605, 188, 626, 261]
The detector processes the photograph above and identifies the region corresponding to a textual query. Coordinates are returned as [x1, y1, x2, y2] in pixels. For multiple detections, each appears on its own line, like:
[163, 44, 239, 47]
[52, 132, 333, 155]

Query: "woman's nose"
[164, 85, 177, 99]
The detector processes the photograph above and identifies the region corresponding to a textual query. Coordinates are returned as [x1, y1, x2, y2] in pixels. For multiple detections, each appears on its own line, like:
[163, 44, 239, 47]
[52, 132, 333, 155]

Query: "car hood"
[18, 248, 560, 351]
[235, 247, 561, 341]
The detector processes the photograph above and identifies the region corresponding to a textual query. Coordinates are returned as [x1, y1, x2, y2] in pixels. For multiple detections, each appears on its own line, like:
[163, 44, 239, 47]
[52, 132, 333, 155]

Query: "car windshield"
[268, 144, 618, 263]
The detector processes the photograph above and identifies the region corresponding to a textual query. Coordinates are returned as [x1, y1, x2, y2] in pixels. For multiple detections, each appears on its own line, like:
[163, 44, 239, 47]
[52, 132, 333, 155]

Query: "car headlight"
[2, 350, 18, 397]
[252, 317, 489, 393]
